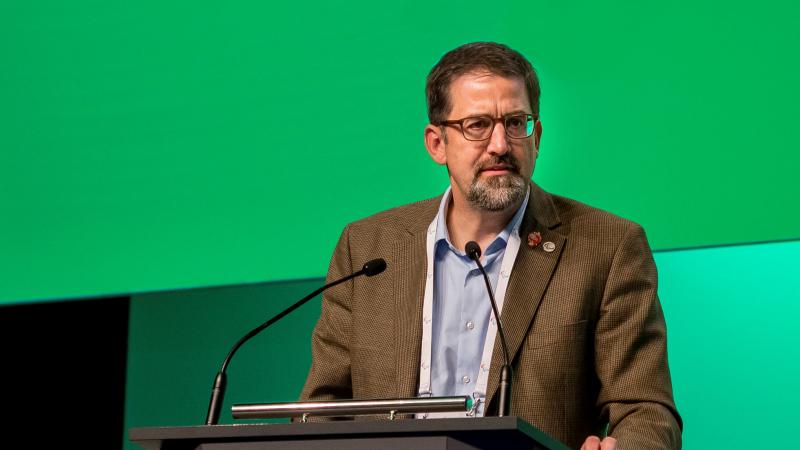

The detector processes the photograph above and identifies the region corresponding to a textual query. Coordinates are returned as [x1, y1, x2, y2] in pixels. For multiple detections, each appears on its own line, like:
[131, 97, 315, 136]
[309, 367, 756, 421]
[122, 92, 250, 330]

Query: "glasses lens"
[505, 114, 533, 138]
[461, 116, 493, 140]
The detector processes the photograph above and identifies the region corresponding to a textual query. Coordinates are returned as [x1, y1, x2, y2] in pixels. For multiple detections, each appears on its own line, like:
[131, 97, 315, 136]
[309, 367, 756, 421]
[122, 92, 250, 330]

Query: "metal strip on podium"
[232, 396, 471, 421]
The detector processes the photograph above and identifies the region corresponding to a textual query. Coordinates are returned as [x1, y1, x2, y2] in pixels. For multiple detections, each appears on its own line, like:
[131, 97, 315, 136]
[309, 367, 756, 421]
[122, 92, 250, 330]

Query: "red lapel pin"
[527, 231, 542, 248]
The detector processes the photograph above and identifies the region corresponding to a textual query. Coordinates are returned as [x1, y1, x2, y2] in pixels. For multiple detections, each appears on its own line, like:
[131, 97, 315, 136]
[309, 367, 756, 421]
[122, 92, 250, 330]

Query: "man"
[300, 42, 682, 450]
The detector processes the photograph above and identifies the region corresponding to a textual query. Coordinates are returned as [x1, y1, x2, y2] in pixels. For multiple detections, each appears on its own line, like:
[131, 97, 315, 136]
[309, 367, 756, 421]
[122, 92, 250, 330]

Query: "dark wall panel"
[124, 277, 321, 447]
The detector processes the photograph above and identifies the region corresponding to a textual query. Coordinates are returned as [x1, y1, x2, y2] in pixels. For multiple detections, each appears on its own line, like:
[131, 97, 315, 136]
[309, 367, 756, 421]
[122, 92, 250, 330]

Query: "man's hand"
[580, 435, 617, 450]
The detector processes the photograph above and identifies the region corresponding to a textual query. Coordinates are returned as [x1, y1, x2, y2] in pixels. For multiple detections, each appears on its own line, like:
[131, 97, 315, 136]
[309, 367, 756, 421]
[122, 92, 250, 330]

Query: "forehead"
[447, 72, 530, 116]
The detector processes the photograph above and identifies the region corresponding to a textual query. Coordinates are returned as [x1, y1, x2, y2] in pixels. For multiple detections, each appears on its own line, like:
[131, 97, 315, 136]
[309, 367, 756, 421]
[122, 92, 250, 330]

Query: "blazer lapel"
[484, 183, 566, 410]
[394, 198, 440, 398]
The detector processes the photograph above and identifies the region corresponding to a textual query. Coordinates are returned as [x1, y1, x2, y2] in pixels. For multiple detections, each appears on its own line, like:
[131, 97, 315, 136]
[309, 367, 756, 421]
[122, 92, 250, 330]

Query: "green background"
[1, 0, 798, 449]
[2, 0, 799, 303]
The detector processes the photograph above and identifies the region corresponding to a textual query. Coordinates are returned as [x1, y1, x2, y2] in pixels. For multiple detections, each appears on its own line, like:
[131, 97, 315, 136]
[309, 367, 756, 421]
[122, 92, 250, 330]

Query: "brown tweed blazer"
[300, 182, 682, 450]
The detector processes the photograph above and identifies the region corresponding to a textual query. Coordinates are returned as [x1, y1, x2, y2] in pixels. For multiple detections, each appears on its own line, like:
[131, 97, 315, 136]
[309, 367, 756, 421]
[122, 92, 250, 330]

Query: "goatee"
[466, 157, 528, 211]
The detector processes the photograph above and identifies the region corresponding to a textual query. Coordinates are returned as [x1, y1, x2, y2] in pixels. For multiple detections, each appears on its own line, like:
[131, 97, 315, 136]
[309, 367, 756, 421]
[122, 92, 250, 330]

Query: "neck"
[445, 192, 522, 253]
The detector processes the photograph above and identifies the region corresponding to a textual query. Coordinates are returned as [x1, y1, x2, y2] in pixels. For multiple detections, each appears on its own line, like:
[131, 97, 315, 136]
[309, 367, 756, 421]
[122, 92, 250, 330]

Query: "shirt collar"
[434, 185, 530, 255]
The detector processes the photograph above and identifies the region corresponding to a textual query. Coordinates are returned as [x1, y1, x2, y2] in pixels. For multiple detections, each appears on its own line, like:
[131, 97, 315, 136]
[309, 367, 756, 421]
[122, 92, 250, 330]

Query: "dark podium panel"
[130, 416, 571, 450]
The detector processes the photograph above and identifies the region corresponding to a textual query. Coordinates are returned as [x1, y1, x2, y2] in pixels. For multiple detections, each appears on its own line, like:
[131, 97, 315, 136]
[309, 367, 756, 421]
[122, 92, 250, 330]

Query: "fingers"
[581, 436, 601, 450]
[601, 436, 618, 450]
[581, 435, 618, 450]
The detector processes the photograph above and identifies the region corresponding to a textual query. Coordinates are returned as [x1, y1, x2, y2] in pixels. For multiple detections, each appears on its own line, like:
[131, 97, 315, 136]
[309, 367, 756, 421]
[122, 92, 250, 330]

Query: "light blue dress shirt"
[429, 191, 529, 399]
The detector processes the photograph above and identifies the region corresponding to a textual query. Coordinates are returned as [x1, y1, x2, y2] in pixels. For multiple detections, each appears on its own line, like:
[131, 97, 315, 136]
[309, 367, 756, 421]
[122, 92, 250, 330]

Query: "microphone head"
[465, 241, 482, 261]
[362, 258, 387, 277]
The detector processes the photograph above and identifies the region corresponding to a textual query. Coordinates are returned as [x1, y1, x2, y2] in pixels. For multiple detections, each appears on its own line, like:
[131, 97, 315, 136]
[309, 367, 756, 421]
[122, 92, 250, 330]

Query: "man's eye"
[507, 116, 525, 128]
[466, 119, 490, 129]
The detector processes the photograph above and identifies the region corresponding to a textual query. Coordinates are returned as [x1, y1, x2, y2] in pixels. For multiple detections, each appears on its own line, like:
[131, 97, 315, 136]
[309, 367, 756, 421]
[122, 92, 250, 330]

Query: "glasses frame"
[436, 113, 537, 141]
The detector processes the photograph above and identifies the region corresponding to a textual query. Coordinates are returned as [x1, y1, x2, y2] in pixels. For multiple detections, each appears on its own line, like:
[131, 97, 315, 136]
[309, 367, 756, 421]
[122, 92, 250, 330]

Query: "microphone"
[204, 258, 387, 425]
[362, 258, 387, 277]
[465, 241, 512, 417]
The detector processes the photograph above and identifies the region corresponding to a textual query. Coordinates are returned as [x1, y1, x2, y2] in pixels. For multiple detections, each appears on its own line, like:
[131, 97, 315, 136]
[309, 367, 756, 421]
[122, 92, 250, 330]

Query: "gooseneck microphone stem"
[204, 258, 387, 425]
[465, 241, 512, 417]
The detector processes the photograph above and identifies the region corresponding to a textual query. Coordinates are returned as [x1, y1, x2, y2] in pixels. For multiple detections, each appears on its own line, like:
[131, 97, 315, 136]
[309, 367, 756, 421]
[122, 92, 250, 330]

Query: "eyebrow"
[461, 110, 532, 118]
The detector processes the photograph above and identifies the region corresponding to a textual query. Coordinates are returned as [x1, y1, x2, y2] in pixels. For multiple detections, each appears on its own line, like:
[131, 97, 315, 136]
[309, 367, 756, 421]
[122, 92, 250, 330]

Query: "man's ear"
[424, 124, 447, 165]
[533, 120, 543, 155]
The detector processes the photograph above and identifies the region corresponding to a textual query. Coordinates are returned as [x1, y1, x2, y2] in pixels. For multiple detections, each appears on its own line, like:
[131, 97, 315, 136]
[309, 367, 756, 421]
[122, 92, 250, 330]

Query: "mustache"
[476, 154, 520, 173]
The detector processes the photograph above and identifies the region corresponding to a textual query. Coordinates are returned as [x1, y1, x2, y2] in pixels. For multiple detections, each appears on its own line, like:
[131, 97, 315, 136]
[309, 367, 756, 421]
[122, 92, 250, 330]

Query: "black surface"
[0, 296, 129, 448]
[130, 416, 571, 450]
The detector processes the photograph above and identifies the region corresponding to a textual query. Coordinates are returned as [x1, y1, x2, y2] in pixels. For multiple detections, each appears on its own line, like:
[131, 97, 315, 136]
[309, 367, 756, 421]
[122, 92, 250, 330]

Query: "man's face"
[424, 72, 542, 212]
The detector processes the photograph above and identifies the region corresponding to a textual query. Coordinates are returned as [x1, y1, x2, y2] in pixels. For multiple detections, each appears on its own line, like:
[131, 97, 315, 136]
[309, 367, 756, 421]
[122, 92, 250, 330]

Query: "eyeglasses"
[436, 113, 536, 141]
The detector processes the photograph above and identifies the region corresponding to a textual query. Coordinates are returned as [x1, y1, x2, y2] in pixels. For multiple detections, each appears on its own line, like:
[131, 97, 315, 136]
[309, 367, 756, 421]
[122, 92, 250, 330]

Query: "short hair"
[426, 42, 540, 124]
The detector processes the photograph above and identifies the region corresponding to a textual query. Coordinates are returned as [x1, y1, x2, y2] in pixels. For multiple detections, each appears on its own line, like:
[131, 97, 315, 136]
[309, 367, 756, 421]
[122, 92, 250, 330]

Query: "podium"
[129, 416, 571, 449]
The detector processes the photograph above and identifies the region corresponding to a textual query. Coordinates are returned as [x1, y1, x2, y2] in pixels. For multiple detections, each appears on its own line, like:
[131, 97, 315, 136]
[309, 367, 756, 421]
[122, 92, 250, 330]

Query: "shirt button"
[462, 375, 471, 384]
[466, 321, 474, 330]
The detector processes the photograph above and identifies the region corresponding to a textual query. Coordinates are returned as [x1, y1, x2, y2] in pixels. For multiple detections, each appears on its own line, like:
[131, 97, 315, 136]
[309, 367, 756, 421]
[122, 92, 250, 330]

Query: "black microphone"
[465, 241, 512, 417]
[204, 258, 387, 425]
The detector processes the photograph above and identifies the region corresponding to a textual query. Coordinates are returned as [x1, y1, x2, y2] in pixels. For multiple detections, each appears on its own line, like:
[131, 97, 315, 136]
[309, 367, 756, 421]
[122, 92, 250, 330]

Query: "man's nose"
[486, 121, 510, 155]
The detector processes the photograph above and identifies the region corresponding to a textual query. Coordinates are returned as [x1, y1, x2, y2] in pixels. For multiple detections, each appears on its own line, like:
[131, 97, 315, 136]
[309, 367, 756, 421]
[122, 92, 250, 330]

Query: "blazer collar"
[524, 181, 562, 231]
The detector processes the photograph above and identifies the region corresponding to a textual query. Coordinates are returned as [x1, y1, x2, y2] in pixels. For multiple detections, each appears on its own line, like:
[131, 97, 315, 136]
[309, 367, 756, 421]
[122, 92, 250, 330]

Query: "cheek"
[451, 159, 477, 179]
[516, 146, 536, 169]
[447, 147, 480, 171]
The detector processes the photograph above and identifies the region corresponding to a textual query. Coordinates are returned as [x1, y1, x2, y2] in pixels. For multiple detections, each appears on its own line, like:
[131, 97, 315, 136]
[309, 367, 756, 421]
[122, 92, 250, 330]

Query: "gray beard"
[466, 173, 527, 211]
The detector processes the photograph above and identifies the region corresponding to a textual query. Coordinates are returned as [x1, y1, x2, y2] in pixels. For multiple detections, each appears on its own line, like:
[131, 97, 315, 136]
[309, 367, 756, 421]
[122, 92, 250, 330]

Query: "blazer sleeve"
[299, 224, 355, 402]
[595, 223, 683, 450]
